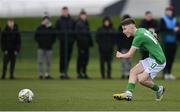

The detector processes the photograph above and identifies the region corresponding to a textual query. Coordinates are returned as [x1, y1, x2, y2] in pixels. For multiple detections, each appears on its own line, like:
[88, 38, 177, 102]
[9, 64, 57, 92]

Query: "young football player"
[113, 18, 166, 101]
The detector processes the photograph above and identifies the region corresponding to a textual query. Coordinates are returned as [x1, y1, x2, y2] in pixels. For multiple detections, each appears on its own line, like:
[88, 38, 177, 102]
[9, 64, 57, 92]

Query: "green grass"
[0, 37, 180, 110]
[0, 78, 180, 111]
[0, 16, 180, 110]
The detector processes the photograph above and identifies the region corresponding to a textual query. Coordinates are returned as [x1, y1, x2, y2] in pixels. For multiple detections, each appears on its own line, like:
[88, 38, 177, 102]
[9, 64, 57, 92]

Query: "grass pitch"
[0, 17, 180, 111]
[0, 78, 180, 111]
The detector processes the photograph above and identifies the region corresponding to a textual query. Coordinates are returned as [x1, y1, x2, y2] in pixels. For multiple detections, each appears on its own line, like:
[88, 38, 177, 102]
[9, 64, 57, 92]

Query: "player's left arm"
[116, 47, 137, 59]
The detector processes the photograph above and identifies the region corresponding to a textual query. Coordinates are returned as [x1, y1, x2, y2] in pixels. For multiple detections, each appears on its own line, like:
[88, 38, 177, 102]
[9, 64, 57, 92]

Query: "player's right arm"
[116, 34, 143, 59]
[116, 47, 137, 59]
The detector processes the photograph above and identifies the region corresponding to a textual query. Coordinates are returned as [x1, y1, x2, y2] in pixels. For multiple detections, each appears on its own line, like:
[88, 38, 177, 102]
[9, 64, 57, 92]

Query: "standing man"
[1, 19, 21, 79]
[117, 14, 133, 79]
[0, 27, 1, 50]
[160, 6, 179, 80]
[75, 10, 93, 79]
[139, 11, 158, 59]
[55, 6, 76, 79]
[113, 18, 166, 101]
[96, 17, 116, 79]
[35, 16, 56, 79]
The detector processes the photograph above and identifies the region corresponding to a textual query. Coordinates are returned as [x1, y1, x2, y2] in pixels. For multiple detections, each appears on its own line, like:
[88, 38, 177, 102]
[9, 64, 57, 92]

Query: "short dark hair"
[121, 18, 135, 26]
[103, 16, 113, 27]
[122, 14, 131, 20]
[165, 6, 174, 11]
[80, 9, 86, 15]
[62, 6, 68, 10]
[145, 11, 152, 15]
[7, 18, 14, 21]
[42, 16, 50, 20]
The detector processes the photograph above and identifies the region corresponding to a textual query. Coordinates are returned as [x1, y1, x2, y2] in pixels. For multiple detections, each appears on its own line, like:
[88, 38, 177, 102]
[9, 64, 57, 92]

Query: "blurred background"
[0, 0, 180, 111]
[0, 0, 179, 17]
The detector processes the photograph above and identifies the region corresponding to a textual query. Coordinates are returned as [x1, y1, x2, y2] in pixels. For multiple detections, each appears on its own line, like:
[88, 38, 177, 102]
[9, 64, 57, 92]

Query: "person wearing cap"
[1, 19, 21, 79]
[75, 10, 93, 79]
[159, 6, 179, 80]
[55, 6, 76, 79]
[139, 11, 158, 59]
[35, 16, 56, 79]
[117, 14, 133, 79]
[96, 16, 116, 79]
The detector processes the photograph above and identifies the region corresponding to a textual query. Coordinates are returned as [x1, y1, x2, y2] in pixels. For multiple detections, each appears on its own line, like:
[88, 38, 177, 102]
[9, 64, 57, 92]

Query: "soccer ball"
[18, 89, 34, 103]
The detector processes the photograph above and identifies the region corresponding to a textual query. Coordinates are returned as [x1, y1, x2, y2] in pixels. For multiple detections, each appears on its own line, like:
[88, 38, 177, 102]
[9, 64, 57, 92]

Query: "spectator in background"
[139, 11, 158, 59]
[0, 27, 1, 50]
[0, 26, 1, 67]
[117, 14, 133, 79]
[96, 17, 116, 79]
[35, 16, 56, 79]
[75, 10, 93, 79]
[1, 19, 21, 79]
[55, 6, 76, 79]
[160, 6, 179, 80]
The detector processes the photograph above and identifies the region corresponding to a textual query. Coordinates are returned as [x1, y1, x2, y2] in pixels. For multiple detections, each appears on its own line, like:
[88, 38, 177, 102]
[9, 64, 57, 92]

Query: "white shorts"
[140, 58, 166, 79]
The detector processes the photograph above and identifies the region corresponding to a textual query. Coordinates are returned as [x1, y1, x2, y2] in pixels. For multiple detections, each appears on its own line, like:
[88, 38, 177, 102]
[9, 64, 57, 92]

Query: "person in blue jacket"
[160, 6, 179, 80]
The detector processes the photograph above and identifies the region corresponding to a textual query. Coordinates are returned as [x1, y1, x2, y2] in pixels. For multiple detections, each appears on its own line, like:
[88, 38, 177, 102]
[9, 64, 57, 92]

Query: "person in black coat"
[117, 14, 133, 79]
[35, 16, 56, 79]
[96, 17, 116, 79]
[139, 11, 158, 59]
[55, 6, 76, 79]
[75, 10, 93, 79]
[0, 27, 1, 50]
[159, 6, 179, 80]
[1, 19, 21, 79]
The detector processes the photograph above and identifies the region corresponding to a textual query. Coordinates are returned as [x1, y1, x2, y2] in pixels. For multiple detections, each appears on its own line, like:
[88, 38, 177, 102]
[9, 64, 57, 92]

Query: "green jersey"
[131, 28, 166, 64]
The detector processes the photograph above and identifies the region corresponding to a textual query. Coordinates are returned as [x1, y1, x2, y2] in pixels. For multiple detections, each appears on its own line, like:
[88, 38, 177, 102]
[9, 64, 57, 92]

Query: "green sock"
[127, 83, 135, 92]
[151, 84, 159, 91]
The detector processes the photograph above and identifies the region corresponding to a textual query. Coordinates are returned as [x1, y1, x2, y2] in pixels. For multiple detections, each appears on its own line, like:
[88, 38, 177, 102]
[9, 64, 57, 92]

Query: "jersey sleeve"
[131, 36, 143, 49]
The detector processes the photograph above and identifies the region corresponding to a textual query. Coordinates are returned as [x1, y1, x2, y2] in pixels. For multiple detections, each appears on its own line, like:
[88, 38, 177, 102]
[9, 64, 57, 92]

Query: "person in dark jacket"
[117, 14, 133, 79]
[75, 10, 93, 79]
[55, 6, 76, 79]
[96, 17, 116, 79]
[139, 11, 158, 59]
[0, 27, 1, 50]
[35, 16, 56, 79]
[1, 19, 21, 79]
[160, 6, 179, 80]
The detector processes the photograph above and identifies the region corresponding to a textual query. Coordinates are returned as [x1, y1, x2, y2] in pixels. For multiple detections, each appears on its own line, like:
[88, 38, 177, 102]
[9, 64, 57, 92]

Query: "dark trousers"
[59, 40, 74, 74]
[163, 43, 177, 74]
[77, 48, 89, 75]
[99, 51, 112, 79]
[140, 50, 149, 60]
[1, 52, 16, 78]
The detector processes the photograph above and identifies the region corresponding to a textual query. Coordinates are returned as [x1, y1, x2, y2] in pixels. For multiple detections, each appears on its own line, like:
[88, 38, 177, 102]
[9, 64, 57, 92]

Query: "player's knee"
[137, 75, 145, 83]
[138, 79, 144, 84]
